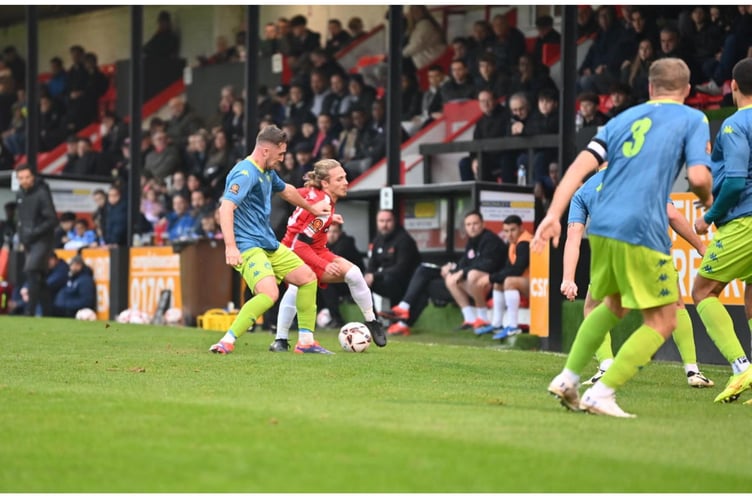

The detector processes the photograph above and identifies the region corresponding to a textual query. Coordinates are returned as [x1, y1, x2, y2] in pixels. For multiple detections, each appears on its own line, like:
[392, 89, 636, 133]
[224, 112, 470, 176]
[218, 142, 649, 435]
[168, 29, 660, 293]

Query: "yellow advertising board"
[670, 193, 744, 305]
[128, 246, 182, 316]
[54, 247, 111, 320]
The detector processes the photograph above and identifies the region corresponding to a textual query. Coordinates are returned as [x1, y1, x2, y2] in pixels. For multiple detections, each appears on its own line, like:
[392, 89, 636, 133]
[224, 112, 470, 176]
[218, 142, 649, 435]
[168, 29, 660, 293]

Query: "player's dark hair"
[504, 214, 523, 226]
[256, 125, 287, 146]
[304, 159, 343, 189]
[732, 58, 752, 96]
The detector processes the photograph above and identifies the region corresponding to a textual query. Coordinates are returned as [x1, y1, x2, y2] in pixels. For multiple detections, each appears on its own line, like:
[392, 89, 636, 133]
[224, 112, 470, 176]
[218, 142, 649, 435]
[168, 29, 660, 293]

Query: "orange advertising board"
[669, 193, 744, 305]
[128, 246, 182, 316]
[529, 241, 550, 337]
[54, 247, 111, 320]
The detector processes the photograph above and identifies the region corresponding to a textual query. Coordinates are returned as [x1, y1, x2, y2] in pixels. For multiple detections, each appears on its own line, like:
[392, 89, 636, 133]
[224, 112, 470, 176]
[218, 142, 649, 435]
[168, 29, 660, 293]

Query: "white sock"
[398, 301, 410, 311]
[732, 356, 749, 375]
[461, 306, 476, 323]
[589, 380, 615, 398]
[475, 307, 489, 322]
[344, 266, 375, 322]
[599, 358, 614, 372]
[298, 330, 314, 345]
[684, 363, 699, 375]
[504, 289, 520, 327]
[562, 368, 580, 384]
[220, 331, 237, 344]
[491, 289, 506, 327]
[276, 285, 298, 340]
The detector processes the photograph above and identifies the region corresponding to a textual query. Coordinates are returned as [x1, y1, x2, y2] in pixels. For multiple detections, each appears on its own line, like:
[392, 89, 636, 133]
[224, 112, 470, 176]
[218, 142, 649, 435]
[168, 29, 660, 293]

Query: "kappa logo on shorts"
[229, 184, 240, 195]
[264, 262, 271, 269]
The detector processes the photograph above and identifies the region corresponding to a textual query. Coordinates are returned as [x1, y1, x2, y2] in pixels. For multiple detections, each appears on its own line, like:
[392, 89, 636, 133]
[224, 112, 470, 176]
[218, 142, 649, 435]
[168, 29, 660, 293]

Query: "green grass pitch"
[0, 316, 750, 493]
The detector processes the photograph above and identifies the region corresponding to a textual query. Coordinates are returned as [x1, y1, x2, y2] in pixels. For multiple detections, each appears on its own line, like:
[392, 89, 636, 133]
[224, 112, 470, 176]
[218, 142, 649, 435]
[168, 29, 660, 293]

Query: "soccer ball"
[75, 308, 97, 321]
[338, 321, 372, 353]
[117, 308, 150, 324]
[163, 307, 184, 326]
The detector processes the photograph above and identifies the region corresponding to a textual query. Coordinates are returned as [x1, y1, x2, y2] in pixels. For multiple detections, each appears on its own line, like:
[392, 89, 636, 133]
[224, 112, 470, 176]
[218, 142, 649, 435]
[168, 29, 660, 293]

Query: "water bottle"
[517, 164, 527, 186]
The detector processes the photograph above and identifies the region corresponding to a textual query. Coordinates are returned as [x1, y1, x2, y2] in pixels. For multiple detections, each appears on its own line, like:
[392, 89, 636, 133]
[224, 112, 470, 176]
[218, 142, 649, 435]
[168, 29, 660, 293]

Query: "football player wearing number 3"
[532, 58, 713, 417]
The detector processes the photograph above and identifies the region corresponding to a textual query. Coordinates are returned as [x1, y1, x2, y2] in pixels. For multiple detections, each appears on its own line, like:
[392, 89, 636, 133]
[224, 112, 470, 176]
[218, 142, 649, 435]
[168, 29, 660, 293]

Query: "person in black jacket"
[364, 209, 421, 307]
[15, 165, 58, 316]
[52, 254, 96, 318]
[103, 185, 128, 246]
[317, 222, 364, 328]
[458, 89, 509, 181]
[381, 210, 507, 336]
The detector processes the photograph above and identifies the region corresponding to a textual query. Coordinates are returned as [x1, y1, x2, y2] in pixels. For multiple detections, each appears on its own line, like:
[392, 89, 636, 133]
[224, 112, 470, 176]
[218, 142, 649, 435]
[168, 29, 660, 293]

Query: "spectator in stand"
[403, 64, 445, 136]
[655, 25, 697, 83]
[64, 219, 98, 250]
[144, 130, 181, 183]
[293, 142, 316, 177]
[2, 89, 26, 157]
[257, 86, 284, 127]
[196, 35, 237, 67]
[280, 119, 305, 155]
[400, 73, 423, 125]
[140, 182, 164, 229]
[54, 211, 76, 249]
[308, 68, 332, 117]
[275, 17, 292, 56]
[326, 72, 349, 122]
[103, 185, 128, 247]
[46, 56, 69, 106]
[474, 53, 511, 102]
[340, 73, 376, 117]
[534, 161, 561, 216]
[383, 210, 507, 336]
[287, 83, 316, 128]
[185, 130, 209, 179]
[507, 53, 558, 110]
[499, 91, 532, 184]
[63, 137, 107, 177]
[311, 113, 337, 160]
[52, 254, 96, 319]
[143, 10, 180, 59]
[99, 110, 128, 169]
[168, 170, 189, 201]
[66, 45, 87, 127]
[288, 14, 321, 64]
[165, 96, 204, 152]
[621, 38, 655, 103]
[224, 97, 244, 146]
[319, 143, 337, 161]
[577, 5, 627, 94]
[189, 188, 215, 235]
[402, 6, 447, 74]
[620, 7, 659, 68]
[451, 37, 476, 79]
[577, 5, 598, 39]
[309, 47, 346, 83]
[441, 59, 476, 103]
[337, 105, 376, 178]
[532, 15, 562, 70]
[38, 94, 66, 153]
[576, 91, 608, 130]
[91, 189, 107, 238]
[524, 87, 560, 186]
[161, 193, 196, 242]
[259, 23, 279, 58]
[470, 19, 496, 56]
[317, 222, 365, 329]
[365, 209, 421, 309]
[696, 5, 752, 96]
[196, 211, 223, 240]
[490, 13, 527, 77]
[347, 17, 367, 42]
[459, 89, 509, 182]
[3, 46, 25, 89]
[605, 82, 634, 119]
[81, 52, 109, 124]
[325, 19, 352, 57]
[205, 129, 233, 198]
[684, 6, 725, 85]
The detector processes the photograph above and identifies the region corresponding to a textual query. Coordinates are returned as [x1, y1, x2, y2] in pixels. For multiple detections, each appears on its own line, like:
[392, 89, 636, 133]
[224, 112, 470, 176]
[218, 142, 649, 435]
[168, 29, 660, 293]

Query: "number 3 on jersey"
[622, 117, 652, 157]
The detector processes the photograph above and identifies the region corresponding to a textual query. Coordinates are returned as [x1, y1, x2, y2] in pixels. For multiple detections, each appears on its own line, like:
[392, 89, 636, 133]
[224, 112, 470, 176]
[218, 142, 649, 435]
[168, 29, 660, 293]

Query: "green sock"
[673, 308, 696, 365]
[228, 293, 274, 338]
[696, 297, 746, 364]
[600, 324, 665, 390]
[295, 280, 318, 331]
[594, 331, 614, 364]
[565, 303, 621, 375]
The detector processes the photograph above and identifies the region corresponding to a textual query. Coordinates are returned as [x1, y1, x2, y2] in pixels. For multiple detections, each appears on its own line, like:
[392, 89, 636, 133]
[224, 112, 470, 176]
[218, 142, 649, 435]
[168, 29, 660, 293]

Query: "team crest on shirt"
[310, 219, 324, 231]
[229, 184, 240, 194]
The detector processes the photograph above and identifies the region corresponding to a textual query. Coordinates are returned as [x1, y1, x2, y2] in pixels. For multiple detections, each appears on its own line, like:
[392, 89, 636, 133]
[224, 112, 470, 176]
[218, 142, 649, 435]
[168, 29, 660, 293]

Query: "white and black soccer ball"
[338, 321, 372, 353]
[163, 307, 184, 326]
[117, 308, 150, 324]
[75, 308, 97, 321]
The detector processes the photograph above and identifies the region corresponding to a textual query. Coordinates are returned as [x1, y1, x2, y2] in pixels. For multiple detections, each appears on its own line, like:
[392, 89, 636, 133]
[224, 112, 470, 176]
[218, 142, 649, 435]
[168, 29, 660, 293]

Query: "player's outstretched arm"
[667, 202, 705, 256]
[561, 222, 585, 300]
[532, 150, 599, 251]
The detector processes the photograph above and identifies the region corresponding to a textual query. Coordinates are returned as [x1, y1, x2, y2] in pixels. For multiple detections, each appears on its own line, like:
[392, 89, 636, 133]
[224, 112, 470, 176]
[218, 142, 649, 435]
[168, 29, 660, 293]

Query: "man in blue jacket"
[52, 254, 96, 318]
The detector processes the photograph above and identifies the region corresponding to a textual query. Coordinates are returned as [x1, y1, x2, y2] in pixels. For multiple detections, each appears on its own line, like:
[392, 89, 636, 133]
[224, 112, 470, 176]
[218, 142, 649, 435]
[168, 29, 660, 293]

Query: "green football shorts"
[236, 245, 305, 291]
[589, 235, 678, 309]
[698, 215, 752, 285]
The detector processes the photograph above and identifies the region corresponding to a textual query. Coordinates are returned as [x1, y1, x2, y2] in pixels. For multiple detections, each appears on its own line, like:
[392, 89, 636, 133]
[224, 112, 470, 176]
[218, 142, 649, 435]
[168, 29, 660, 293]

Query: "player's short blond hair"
[304, 159, 343, 189]
[648, 57, 690, 93]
